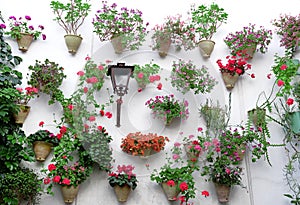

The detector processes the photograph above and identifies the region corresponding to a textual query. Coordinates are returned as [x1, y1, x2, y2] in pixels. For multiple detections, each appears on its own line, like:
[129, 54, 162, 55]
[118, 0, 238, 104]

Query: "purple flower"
[9, 16, 16, 20]
[25, 15, 31, 20]
[42, 34, 46, 40]
[38, 25, 44, 30]
[0, 24, 6, 29]
[29, 26, 34, 30]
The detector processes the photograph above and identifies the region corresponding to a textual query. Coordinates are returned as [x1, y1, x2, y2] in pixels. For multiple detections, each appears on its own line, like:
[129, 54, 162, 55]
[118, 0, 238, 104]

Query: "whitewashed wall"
[1, 0, 299, 204]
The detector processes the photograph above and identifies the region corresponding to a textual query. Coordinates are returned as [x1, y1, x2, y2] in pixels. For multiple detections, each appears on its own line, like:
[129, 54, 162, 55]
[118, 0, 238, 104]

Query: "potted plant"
[132, 60, 161, 91]
[27, 127, 60, 162]
[189, 3, 228, 57]
[224, 23, 273, 58]
[0, 167, 42, 205]
[13, 86, 38, 124]
[3, 15, 46, 52]
[108, 164, 138, 202]
[150, 143, 198, 203]
[27, 58, 66, 105]
[92, 1, 149, 54]
[170, 59, 218, 95]
[216, 54, 253, 90]
[42, 125, 94, 203]
[201, 154, 243, 203]
[145, 94, 189, 126]
[271, 13, 300, 56]
[199, 98, 228, 137]
[50, 0, 91, 54]
[151, 14, 195, 57]
[120, 132, 169, 158]
[271, 54, 300, 97]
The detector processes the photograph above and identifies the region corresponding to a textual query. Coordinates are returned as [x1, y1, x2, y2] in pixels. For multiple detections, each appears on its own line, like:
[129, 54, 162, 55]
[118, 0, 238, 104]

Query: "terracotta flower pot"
[221, 72, 239, 90]
[13, 104, 31, 124]
[111, 35, 125, 54]
[61, 185, 80, 203]
[113, 184, 131, 202]
[17, 33, 33, 52]
[161, 182, 180, 201]
[64, 34, 83, 54]
[158, 36, 171, 58]
[214, 183, 231, 203]
[198, 39, 215, 58]
[33, 141, 53, 162]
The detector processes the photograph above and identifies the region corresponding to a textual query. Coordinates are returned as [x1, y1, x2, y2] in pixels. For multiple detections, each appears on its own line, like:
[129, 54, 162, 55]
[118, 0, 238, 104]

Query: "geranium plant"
[27, 129, 60, 146]
[271, 54, 300, 96]
[224, 23, 273, 57]
[108, 164, 138, 190]
[202, 155, 243, 187]
[145, 94, 189, 125]
[132, 61, 161, 91]
[27, 58, 66, 105]
[189, 2, 228, 41]
[171, 59, 218, 95]
[120, 132, 169, 156]
[3, 15, 46, 40]
[15, 86, 38, 105]
[150, 141, 199, 204]
[216, 55, 253, 76]
[92, 1, 149, 51]
[151, 14, 195, 53]
[42, 125, 94, 195]
[271, 14, 300, 55]
[50, 0, 91, 35]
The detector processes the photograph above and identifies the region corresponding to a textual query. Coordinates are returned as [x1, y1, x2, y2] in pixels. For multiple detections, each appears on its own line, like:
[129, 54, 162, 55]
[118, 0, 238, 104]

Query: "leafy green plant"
[0, 13, 35, 173]
[2, 15, 46, 40]
[27, 58, 66, 105]
[108, 164, 138, 190]
[150, 142, 198, 204]
[189, 2, 228, 41]
[92, 1, 149, 51]
[271, 54, 300, 96]
[224, 23, 273, 57]
[27, 129, 60, 145]
[0, 167, 42, 205]
[50, 0, 91, 35]
[151, 14, 195, 51]
[132, 61, 161, 90]
[145, 94, 189, 125]
[171, 59, 218, 95]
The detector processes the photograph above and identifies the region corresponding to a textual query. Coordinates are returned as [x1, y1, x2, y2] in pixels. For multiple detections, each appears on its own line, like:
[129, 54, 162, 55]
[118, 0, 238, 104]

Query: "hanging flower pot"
[161, 182, 180, 201]
[33, 141, 53, 162]
[60, 185, 80, 203]
[247, 108, 266, 127]
[113, 184, 131, 202]
[214, 183, 231, 203]
[184, 143, 201, 163]
[221, 72, 239, 90]
[13, 104, 31, 124]
[288, 111, 300, 134]
[111, 35, 125, 54]
[158, 36, 171, 58]
[243, 44, 257, 59]
[198, 40, 215, 58]
[17, 33, 34, 52]
[64, 34, 83, 54]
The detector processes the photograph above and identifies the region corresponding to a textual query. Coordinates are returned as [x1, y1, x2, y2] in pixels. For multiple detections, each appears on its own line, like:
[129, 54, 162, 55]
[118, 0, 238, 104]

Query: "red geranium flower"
[179, 181, 188, 191]
[43, 177, 51, 184]
[167, 180, 175, 187]
[48, 163, 56, 171]
[52, 175, 61, 183]
[286, 98, 294, 105]
[201, 190, 209, 197]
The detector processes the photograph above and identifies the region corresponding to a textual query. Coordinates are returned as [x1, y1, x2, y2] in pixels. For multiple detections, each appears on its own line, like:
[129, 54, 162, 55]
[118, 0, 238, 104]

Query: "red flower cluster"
[216, 55, 252, 76]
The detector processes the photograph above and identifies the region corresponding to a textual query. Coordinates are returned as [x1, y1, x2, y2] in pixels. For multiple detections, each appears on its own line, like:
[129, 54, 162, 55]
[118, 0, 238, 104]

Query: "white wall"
[1, 0, 299, 204]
